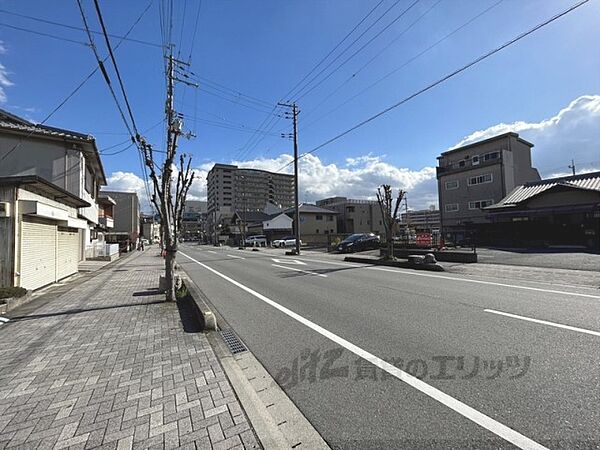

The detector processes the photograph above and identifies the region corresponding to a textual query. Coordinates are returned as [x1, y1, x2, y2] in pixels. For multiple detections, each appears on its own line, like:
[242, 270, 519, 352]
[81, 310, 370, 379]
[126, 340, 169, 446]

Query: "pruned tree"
[141, 141, 194, 302]
[376, 185, 405, 260]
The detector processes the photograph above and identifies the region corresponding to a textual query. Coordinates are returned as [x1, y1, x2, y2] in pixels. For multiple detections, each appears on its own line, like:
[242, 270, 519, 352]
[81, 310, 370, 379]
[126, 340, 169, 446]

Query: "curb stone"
[178, 267, 331, 450]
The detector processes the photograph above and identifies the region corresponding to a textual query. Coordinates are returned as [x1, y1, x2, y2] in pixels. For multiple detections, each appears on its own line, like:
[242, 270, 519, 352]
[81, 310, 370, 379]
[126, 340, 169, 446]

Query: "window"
[482, 151, 500, 161]
[316, 214, 323, 220]
[458, 160, 466, 167]
[468, 199, 494, 210]
[85, 166, 94, 196]
[445, 203, 459, 212]
[472, 155, 480, 165]
[316, 229, 319, 234]
[347, 206, 355, 213]
[327, 215, 334, 221]
[468, 173, 493, 186]
[445, 180, 459, 190]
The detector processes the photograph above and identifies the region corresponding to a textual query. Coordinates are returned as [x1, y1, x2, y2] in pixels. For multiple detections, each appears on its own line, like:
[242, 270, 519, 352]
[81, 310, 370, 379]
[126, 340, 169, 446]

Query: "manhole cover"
[220, 329, 247, 354]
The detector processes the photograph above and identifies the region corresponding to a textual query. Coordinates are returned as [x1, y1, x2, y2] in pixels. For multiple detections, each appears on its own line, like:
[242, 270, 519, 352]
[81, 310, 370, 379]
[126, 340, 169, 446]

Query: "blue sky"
[1, 0, 599, 209]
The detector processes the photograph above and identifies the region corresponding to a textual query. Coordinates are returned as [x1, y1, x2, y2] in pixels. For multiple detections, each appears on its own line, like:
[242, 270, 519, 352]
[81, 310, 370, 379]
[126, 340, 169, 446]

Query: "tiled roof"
[0, 119, 94, 142]
[487, 171, 600, 209]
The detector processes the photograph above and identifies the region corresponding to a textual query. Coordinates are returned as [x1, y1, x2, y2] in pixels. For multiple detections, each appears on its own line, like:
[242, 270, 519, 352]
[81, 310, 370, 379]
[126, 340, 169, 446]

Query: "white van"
[244, 235, 267, 247]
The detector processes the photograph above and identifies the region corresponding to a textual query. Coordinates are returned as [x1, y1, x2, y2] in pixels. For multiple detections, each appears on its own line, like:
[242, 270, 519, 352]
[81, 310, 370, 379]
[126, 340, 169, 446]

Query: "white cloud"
[0, 41, 12, 103]
[106, 95, 599, 214]
[452, 95, 600, 176]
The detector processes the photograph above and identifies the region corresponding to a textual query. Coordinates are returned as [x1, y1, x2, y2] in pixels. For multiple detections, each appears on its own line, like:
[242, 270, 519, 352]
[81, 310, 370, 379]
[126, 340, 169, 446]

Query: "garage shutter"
[20, 217, 57, 290]
[57, 227, 79, 280]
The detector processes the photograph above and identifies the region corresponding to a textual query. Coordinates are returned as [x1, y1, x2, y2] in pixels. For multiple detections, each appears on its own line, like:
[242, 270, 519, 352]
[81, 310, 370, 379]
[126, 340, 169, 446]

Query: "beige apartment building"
[316, 196, 383, 235]
[207, 163, 294, 241]
[436, 132, 540, 242]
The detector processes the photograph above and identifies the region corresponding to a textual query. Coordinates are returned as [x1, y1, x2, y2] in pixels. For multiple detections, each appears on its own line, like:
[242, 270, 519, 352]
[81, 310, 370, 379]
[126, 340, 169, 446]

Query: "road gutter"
[179, 259, 331, 450]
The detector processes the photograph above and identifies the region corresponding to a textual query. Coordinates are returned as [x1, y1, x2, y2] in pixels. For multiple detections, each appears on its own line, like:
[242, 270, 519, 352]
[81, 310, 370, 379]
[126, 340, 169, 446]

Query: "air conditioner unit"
[0, 202, 10, 217]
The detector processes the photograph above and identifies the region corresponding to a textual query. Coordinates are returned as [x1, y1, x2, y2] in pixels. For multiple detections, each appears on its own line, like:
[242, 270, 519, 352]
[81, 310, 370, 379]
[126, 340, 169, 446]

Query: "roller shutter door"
[57, 227, 79, 281]
[20, 217, 57, 290]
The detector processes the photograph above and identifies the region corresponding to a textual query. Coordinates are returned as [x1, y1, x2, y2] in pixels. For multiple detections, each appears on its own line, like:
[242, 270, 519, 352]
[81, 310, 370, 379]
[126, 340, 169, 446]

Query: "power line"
[234, 0, 387, 162]
[300, 0, 505, 132]
[0, 22, 90, 46]
[187, 0, 203, 62]
[180, 113, 282, 137]
[280, 0, 385, 102]
[93, 0, 154, 210]
[77, 0, 152, 210]
[299, 0, 443, 125]
[93, 0, 141, 136]
[0, 8, 162, 48]
[0, 0, 153, 163]
[191, 75, 274, 108]
[295, 0, 422, 102]
[276, 0, 591, 173]
[289, 0, 405, 101]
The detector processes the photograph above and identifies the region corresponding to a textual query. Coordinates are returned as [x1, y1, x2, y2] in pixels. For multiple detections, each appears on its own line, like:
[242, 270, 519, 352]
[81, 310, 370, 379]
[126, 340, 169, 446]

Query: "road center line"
[484, 309, 600, 337]
[365, 266, 600, 300]
[226, 254, 245, 259]
[272, 264, 327, 278]
[207, 250, 217, 254]
[179, 251, 547, 450]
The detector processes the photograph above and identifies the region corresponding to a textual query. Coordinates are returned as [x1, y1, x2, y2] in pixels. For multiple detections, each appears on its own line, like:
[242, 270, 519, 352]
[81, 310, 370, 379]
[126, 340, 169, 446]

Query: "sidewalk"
[0, 249, 260, 449]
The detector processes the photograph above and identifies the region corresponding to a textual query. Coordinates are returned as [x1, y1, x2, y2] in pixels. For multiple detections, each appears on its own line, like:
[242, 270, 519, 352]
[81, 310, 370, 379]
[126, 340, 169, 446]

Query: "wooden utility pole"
[279, 102, 301, 255]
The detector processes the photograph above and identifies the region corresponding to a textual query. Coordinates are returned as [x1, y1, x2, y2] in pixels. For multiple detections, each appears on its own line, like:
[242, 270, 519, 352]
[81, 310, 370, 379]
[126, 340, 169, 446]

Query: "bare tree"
[141, 141, 194, 301]
[376, 185, 405, 260]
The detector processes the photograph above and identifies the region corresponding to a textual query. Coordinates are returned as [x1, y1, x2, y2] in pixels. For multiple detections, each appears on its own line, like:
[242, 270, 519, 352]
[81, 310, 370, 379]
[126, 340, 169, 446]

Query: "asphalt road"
[178, 244, 600, 450]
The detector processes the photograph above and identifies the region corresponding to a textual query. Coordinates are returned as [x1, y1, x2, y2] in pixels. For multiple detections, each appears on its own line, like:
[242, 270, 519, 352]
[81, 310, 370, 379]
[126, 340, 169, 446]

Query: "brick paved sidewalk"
[0, 249, 260, 450]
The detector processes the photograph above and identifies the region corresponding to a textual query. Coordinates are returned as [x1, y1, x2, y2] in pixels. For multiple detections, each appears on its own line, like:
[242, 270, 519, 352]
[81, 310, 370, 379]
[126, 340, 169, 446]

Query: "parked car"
[244, 235, 267, 246]
[337, 233, 380, 253]
[272, 236, 303, 248]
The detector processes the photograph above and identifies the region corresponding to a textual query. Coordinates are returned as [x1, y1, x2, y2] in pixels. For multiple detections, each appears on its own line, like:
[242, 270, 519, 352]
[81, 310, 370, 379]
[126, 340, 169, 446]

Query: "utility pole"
[569, 159, 576, 176]
[142, 44, 197, 301]
[279, 102, 301, 255]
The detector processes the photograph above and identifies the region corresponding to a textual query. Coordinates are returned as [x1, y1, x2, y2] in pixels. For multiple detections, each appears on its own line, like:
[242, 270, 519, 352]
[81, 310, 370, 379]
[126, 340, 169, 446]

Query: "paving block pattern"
[0, 250, 261, 449]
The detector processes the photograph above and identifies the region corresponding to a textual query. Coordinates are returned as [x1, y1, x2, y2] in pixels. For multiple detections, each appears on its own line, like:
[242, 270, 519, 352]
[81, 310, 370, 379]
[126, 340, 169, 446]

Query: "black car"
[337, 233, 380, 253]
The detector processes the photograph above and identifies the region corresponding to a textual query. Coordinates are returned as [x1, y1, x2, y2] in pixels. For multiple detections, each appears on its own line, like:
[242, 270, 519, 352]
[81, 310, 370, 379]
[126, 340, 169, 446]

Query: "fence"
[85, 243, 119, 259]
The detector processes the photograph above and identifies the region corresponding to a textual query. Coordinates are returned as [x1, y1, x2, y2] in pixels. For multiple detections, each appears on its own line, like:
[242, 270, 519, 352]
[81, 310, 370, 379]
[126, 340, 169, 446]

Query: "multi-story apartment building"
[207, 163, 294, 241]
[184, 200, 207, 214]
[316, 196, 384, 235]
[436, 132, 540, 242]
[101, 191, 140, 249]
[399, 209, 441, 232]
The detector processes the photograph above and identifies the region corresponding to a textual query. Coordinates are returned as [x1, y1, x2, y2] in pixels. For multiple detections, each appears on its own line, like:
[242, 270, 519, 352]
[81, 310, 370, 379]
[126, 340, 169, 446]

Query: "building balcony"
[99, 216, 114, 229]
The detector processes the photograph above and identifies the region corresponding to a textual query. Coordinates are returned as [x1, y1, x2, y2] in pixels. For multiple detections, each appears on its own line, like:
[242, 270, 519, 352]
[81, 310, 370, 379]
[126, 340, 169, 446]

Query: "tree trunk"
[164, 235, 177, 301]
[387, 239, 394, 260]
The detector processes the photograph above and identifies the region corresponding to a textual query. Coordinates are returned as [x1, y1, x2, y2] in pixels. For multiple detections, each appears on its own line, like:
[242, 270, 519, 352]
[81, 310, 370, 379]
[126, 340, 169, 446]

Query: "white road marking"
[0, 317, 9, 323]
[272, 264, 327, 278]
[226, 254, 245, 259]
[179, 251, 547, 450]
[271, 258, 306, 265]
[366, 267, 600, 300]
[207, 250, 217, 254]
[485, 309, 600, 337]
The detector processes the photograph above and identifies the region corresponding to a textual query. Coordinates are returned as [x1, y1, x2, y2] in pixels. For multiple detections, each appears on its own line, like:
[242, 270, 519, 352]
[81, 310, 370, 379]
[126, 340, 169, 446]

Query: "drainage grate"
[220, 329, 248, 354]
